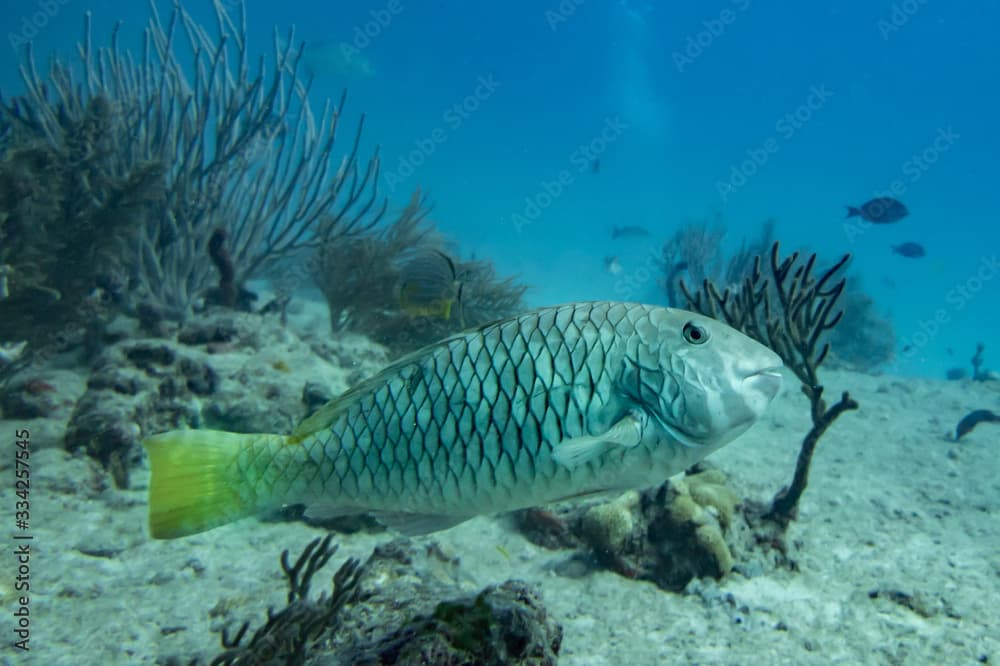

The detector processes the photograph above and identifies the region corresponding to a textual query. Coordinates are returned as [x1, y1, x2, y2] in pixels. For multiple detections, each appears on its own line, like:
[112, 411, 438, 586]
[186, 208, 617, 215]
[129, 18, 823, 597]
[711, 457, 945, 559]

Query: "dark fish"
[845, 197, 909, 224]
[398, 249, 464, 323]
[591, 158, 601, 174]
[891, 242, 925, 258]
[945, 367, 967, 381]
[955, 409, 1000, 440]
[611, 225, 650, 239]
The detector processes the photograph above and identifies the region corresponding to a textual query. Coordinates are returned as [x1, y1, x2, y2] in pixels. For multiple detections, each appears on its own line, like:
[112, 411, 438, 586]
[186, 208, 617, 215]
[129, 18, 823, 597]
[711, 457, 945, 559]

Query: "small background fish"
[846, 197, 909, 224]
[398, 249, 464, 324]
[611, 225, 650, 239]
[891, 242, 925, 258]
[954, 409, 1000, 440]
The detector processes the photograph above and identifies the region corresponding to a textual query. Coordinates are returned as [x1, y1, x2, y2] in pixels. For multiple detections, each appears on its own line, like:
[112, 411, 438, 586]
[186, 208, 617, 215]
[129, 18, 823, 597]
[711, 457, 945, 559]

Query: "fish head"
[624, 308, 783, 451]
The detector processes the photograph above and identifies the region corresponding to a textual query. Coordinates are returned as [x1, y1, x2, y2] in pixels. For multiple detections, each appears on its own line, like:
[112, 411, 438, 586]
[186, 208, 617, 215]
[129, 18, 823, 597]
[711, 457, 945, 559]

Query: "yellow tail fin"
[143, 429, 274, 539]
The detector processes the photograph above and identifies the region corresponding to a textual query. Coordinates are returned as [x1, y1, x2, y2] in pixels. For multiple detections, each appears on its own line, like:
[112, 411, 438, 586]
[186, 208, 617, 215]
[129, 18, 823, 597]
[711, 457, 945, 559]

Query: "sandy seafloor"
[1, 297, 998, 666]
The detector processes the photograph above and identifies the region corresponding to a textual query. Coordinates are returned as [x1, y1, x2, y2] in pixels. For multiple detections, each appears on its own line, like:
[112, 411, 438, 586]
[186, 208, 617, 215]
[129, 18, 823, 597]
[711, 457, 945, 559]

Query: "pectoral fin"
[552, 411, 646, 469]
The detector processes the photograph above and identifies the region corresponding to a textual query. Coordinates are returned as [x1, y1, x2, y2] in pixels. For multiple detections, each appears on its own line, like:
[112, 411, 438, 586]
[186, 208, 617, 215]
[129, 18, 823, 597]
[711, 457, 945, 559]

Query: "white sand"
[1, 311, 997, 665]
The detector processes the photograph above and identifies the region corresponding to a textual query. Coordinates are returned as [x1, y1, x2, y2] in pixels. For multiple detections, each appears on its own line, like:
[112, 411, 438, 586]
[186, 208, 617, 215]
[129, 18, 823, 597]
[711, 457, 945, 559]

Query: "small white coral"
[666, 470, 739, 577]
[581, 490, 640, 552]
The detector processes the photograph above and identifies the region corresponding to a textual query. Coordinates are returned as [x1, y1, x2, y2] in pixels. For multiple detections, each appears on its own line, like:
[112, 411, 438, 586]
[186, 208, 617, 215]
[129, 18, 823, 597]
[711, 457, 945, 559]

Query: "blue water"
[3, 0, 997, 379]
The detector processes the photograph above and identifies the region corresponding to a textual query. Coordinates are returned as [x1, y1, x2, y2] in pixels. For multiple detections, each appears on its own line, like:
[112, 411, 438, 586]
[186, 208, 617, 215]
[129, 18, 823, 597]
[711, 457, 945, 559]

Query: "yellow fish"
[398, 249, 464, 325]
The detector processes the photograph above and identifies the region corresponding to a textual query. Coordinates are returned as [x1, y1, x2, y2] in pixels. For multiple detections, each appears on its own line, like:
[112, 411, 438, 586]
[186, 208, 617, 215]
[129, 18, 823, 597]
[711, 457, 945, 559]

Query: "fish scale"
[142, 301, 783, 538]
[287, 301, 632, 516]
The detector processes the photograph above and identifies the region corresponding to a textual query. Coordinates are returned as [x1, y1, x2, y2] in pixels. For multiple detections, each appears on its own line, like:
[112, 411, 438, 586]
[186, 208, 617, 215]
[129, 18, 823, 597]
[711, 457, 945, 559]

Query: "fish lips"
[743, 365, 784, 399]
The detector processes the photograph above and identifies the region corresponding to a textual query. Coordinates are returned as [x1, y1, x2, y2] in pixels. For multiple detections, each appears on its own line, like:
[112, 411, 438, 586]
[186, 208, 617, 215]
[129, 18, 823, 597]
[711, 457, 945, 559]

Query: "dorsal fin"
[290, 344, 444, 442]
[289, 312, 532, 443]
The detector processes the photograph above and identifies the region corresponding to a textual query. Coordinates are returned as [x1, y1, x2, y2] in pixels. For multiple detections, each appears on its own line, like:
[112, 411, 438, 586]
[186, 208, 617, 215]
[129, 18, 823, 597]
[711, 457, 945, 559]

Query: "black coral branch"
[681, 241, 859, 525]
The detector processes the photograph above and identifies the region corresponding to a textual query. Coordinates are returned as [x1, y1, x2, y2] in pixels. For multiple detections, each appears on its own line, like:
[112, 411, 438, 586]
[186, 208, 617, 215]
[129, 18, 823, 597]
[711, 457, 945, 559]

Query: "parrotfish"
[143, 302, 783, 539]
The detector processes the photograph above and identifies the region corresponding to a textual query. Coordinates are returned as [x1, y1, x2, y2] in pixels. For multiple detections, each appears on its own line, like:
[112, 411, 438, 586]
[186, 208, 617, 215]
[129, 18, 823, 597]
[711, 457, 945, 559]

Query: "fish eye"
[682, 322, 709, 345]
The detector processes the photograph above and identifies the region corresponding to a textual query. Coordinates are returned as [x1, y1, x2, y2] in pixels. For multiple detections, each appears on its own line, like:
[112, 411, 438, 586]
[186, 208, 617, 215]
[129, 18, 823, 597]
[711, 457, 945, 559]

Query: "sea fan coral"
[1, 0, 385, 351]
[313, 190, 528, 355]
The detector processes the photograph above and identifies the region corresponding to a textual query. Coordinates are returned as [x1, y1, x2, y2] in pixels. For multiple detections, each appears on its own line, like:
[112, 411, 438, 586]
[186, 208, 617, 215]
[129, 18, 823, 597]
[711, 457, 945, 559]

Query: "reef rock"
[63, 309, 384, 487]
[0, 367, 88, 453]
[513, 466, 747, 592]
[322, 539, 562, 665]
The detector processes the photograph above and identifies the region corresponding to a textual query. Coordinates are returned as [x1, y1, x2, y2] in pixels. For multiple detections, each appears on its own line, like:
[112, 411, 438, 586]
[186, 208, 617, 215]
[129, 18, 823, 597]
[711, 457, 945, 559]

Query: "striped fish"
[143, 302, 782, 539]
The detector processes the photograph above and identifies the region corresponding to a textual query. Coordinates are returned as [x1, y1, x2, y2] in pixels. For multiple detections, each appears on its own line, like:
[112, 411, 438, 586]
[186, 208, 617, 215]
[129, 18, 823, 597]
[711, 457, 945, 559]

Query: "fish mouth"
[743, 365, 784, 396]
[746, 366, 784, 379]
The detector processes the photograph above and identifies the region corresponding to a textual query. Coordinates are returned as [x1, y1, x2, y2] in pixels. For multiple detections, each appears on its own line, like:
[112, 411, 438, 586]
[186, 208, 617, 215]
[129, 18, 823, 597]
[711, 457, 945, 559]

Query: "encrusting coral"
[513, 468, 744, 592]
[580, 490, 639, 554]
[655, 470, 740, 586]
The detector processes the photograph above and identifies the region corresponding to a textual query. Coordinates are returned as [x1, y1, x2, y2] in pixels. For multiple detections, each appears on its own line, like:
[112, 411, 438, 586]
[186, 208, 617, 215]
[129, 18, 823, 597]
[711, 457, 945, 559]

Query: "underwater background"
[3, 2, 1000, 665]
[4, 0, 997, 379]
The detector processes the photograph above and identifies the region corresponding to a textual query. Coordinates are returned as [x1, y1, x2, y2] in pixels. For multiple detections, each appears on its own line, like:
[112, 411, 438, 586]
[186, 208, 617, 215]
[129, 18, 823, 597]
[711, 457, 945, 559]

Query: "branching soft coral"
[0, 94, 165, 348]
[312, 190, 528, 355]
[2, 0, 385, 335]
[681, 242, 859, 525]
